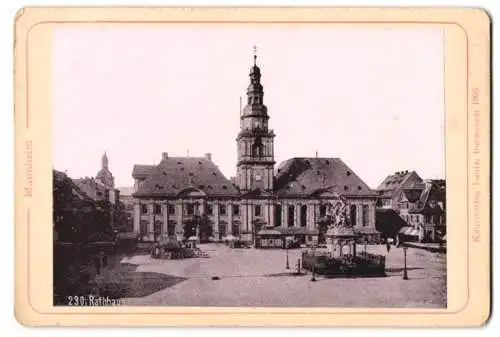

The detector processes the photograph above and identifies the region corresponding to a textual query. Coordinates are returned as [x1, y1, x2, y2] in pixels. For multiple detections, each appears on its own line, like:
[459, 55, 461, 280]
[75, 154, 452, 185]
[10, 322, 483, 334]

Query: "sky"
[52, 25, 444, 189]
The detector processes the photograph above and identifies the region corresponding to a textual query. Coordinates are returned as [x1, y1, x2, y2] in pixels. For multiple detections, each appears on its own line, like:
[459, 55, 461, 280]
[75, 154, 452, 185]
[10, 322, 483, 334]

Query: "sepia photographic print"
[15, 7, 490, 327]
[52, 24, 447, 309]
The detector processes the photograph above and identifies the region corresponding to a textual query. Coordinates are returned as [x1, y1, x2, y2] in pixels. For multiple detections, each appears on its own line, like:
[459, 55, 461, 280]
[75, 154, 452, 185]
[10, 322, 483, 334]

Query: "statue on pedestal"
[325, 196, 352, 229]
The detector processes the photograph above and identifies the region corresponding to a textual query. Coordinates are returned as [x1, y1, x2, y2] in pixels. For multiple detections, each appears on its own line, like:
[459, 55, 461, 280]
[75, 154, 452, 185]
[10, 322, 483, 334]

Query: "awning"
[274, 226, 319, 235]
[257, 229, 282, 236]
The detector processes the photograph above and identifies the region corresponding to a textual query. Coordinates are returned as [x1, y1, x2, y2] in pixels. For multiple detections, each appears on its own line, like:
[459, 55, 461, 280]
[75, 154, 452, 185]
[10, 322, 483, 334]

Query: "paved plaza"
[121, 244, 446, 308]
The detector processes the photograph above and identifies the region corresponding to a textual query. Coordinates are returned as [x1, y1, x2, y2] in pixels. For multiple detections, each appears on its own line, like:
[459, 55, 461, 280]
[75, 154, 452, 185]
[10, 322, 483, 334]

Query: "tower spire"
[253, 44, 257, 65]
[102, 151, 109, 169]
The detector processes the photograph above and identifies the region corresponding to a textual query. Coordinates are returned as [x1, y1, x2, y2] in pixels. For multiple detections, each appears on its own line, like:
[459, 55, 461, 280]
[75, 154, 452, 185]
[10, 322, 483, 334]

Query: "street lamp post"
[311, 242, 317, 282]
[153, 213, 157, 242]
[285, 239, 290, 269]
[311, 260, 317, 282]
[402, 246, 409, 280]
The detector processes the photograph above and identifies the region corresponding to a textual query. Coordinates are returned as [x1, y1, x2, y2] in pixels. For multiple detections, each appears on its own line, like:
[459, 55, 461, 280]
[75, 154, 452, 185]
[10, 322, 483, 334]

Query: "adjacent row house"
[376, 170, 446, 243]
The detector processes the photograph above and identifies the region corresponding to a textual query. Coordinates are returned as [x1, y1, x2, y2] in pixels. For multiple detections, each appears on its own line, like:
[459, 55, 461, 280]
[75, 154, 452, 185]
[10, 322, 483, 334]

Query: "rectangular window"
[255, 205, 261, 216]
[187, 204, 194, 215]
[140, 220, 147, 235]
[233, 204, 240, 215]
[167, 224, 175, 237]
[232, 224, 240, 236]
[362, 205, 369, 227]
[168, 204, 175, 215]
[220, 204, 227, 215]
[206, 204, 213, 215]
[154, 204, 162, 214]
[141, 204, 148, 215]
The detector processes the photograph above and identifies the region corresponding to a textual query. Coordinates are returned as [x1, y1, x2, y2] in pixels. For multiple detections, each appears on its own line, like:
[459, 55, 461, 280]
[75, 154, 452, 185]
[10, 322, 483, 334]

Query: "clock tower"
[236, 48, 275, 193]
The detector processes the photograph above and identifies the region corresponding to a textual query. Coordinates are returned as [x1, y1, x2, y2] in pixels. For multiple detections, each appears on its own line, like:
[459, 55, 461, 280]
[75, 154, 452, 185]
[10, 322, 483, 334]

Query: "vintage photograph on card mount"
[14, 7, 491, 327]
[51, 24, 447, 308]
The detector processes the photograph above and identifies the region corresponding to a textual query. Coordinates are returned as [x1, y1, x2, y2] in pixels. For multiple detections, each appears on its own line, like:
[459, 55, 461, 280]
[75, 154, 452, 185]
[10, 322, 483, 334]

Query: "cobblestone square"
[122, 244, 446, 308]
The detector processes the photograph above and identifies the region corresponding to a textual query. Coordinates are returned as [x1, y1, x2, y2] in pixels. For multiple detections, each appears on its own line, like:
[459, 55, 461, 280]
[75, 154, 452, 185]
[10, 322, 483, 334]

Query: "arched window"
[288, 205, 295, 227]
[300, 205, 307, 227]
[275, 204, 282, 227]
[362, 205, 369, 227]
[252, 137, 263, 157]
[320, 205, 327, 217]
[350, 205, 357, 227]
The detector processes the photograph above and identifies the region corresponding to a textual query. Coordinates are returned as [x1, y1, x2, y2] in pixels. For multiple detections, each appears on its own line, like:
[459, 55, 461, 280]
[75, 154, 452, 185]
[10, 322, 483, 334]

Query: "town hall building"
[131, 53, 380, 245]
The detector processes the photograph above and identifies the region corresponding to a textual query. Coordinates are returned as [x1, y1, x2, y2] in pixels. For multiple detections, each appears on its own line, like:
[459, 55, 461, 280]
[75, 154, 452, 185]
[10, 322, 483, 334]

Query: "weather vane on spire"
[253, 44, 257, 65]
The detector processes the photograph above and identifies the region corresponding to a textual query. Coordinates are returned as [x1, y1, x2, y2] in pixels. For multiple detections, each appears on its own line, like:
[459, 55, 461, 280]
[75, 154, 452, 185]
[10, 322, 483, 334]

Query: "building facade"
[376, 171, 446, 242]
[74, 152, 120, 205]
[73, 153, 121, 233]
[131, 55, 380, 244]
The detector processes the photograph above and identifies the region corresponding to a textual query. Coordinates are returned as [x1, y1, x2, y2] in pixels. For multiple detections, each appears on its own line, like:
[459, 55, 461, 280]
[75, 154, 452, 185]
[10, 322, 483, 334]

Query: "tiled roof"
[274, 157, 376, 198]
[376, 170, 419, 191]
[53, 170, 93, 202]
[132, 157, 239, 198]
[132, 165, 155, 178]
[73, 178, 104, 201]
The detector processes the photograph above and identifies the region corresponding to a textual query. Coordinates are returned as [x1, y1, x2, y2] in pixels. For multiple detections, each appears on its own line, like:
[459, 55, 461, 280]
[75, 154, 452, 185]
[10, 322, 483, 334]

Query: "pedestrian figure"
[386, 241, 391, 253]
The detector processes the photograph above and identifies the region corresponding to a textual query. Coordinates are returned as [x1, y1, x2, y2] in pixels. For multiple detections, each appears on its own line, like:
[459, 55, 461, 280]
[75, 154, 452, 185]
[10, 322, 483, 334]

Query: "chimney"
[205, 153, 212, 161]
[162, 152, 169, 160]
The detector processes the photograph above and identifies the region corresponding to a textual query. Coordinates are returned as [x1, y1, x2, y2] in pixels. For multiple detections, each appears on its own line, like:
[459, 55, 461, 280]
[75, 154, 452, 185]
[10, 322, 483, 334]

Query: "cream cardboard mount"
[13, 7, 491, 327]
